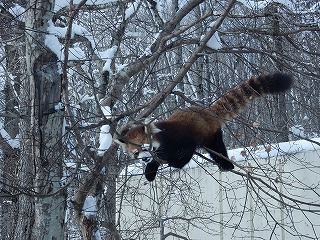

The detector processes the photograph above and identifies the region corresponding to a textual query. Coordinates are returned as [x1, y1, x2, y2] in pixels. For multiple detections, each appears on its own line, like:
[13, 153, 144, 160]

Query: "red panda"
[117, 73, 293, 181]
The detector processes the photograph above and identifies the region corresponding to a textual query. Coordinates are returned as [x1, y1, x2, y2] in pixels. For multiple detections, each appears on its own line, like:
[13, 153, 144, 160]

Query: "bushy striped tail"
[210, 72, 293, 123]
[246, 72, 293, 95]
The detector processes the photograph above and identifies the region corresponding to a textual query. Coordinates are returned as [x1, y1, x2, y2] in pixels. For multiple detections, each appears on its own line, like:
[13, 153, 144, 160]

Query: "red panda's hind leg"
[204, 129, 234, 171]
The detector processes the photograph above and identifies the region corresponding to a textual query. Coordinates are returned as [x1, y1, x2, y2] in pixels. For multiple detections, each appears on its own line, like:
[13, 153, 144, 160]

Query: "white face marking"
[150, 123, 161, 134]
[152, 140, 160, 150]
[141, 144, 151, 151]
[139, 141, 160, 164]
[138, 151, 153, 164]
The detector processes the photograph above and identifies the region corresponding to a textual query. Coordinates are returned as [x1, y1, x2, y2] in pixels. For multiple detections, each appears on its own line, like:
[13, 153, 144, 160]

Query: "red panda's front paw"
[144, 160, 161, 181]
[218, 160, 234, 171]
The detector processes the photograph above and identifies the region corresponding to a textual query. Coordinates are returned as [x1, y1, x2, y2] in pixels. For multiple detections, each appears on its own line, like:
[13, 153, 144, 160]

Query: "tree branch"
[138, 0, 237, 118]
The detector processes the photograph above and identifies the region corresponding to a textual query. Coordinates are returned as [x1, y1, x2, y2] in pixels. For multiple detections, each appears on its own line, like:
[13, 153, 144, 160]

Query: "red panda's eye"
[132, 150, 139, 158]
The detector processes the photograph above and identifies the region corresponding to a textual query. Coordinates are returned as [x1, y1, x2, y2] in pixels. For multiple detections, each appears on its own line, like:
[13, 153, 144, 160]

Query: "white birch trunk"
[13, 0, 67, 239]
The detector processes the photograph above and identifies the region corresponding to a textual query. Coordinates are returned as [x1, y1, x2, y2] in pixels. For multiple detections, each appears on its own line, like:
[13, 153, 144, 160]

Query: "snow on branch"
[8, 3, 25, 22]
[0, 121, 19, 149]
[201, 21, 223, 50]
[45, 21, 87, 61]
[124, 0, 140, 20]
[82, 195, 98, 217]
[54, 0, 119, 12]
[237, 0, 294, 10]
[97, 106, 112, 156]
[100, 46, 118, 73]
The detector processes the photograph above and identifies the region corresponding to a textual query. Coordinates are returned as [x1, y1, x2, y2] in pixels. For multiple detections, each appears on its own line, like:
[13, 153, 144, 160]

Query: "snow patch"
[228, 137, 320, 162]
[54, 0, 118, 12]
[289, 125, 305, 138]
[237, 0, 294, 10]
[82, 196, 98, 217]
[97, 106, 112, 156]
[141, 31, 161, 57]
[125, 0, 140, 20]
[54, 102, 65, 111]
[100, 46, 118, 72]
[97, 125, 112, 156]
[65, 162, 90, 172]
[101, 105, 112, 117]
[45, 21, 96, 61]
[79, 95, 95, 103]
[8, 4, 25, 22]
[206, 31, 222, 50]
[201, 22, 222, 50]
[0, 121, 20, 149]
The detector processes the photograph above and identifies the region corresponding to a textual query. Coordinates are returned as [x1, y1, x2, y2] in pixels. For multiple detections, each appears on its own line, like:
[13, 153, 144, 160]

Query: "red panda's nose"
[141, 157, 152, 164]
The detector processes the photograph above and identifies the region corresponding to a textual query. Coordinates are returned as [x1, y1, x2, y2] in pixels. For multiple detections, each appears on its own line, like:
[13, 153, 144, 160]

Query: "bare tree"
[0, 0, 319, 239]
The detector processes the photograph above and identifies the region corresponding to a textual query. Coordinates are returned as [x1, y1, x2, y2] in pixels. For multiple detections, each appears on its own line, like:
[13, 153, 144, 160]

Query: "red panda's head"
[116, 123, 161, 161]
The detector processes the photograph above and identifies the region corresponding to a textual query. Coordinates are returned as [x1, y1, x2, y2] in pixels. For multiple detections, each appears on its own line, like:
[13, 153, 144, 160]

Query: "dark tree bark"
[267, 3, 290, 142]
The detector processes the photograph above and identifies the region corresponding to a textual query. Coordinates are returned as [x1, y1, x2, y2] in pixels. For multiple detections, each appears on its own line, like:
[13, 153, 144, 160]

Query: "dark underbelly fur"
[144, 128, 234, 181]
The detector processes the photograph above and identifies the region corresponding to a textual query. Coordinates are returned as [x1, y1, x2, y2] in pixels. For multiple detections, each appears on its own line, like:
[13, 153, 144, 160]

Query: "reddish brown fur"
[122, 126, 148, 156]
[167, 107, 222, 144]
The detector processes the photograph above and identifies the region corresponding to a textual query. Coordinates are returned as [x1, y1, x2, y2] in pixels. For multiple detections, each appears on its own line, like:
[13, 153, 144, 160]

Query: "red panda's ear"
[145, 122, 161, 134]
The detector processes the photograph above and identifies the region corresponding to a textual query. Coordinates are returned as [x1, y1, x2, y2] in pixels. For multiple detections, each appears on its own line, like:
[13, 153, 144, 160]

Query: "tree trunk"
[30, 53, 66, 240]
[0, 3, 24, 238]
[267, 3, 290, 142]
[14, 60, 34, 240]
[103, 153, 121, 240]
[13, 0, 67, 239]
